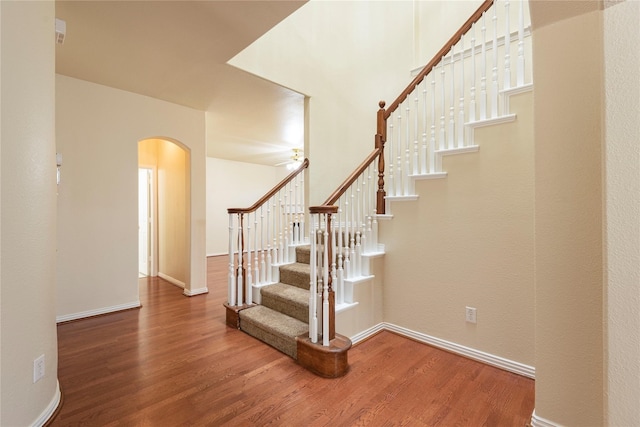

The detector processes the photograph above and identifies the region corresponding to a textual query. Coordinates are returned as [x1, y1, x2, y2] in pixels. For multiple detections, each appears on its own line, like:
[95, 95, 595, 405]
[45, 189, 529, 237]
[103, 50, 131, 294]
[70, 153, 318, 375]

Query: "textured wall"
[1, 1, 59, 424]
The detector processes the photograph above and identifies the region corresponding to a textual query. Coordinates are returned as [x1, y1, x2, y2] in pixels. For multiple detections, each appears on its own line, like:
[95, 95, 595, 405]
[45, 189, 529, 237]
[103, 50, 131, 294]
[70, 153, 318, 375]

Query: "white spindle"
[413, 97, 419, 175]
[387, 118, 395, 197]
[448, 45, 455, 149]
[404, 106, 411, 194]
[309, 219, 318, 343]
[439, 61, 446, 150]
[491, 5, 499, 118]
[470, 24, 477, 122]
[458, 35, 465, 148]
[517, 0, 525, 86]
[396, 114, 403, 196]
[504, 0, 512, 90]
[430, 74, 437, 172]
[421, 85, 428, 174]
[480, 12, 487, 120]
[322, 224, 330, 346]
[260, 206, 266, 284]
[236, 216, 243, 306]
[228, 215, 235, 305]
[246, 213, 252, 304]
[266, 201, 273, 283]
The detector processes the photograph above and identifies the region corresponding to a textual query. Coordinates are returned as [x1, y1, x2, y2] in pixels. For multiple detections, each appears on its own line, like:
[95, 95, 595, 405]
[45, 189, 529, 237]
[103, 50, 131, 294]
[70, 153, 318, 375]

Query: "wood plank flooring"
[50, 256, 534, 426]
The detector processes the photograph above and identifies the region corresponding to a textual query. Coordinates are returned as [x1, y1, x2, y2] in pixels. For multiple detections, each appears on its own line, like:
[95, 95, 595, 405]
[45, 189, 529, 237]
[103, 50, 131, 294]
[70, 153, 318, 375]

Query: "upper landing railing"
[308, 0, 532, 346]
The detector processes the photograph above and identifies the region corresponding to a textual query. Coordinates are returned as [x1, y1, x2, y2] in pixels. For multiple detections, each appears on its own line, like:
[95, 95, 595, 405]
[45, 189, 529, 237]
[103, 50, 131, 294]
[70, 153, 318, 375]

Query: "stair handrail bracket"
[225, 159, 309, 327]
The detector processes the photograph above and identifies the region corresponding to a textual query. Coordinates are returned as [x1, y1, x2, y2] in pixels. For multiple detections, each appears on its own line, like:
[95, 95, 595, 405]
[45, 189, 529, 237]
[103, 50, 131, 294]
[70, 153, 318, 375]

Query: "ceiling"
[55, 0, 307, 166]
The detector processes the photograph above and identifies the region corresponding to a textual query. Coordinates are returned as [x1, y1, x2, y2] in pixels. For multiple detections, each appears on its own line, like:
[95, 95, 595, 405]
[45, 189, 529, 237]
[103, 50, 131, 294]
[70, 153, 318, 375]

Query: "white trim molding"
[31, 380, 61, 427]
[351, 322, 535, 379]
[531, 410, 564, 427]
[56, 301, 141, 323]
[158, 272, 186, 289]
[183, 287, 209, 297]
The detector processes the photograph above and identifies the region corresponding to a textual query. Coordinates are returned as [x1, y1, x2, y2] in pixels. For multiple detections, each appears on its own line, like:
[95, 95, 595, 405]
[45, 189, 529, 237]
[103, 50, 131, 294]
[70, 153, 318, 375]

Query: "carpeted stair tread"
[279, 262, 311, 290]
[295, 245, 311, 265]
[239, 305, 308, 359]
[261, 283, 309, 323]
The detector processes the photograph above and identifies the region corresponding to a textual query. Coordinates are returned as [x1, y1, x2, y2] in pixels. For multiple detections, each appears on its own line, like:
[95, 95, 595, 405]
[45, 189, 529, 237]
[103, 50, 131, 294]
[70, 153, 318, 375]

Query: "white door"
[138, 168, 151, 277]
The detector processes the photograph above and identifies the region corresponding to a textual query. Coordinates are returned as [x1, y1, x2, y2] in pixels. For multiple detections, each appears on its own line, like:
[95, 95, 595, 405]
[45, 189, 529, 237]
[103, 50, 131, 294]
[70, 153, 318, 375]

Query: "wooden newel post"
[326, 212, 335, 341]
[376, 101, 387, 215]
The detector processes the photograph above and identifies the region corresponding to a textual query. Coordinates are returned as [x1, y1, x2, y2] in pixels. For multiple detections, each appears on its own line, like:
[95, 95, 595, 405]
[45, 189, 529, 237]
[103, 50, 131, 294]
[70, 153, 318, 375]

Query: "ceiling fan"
[276, 148, 304, 170]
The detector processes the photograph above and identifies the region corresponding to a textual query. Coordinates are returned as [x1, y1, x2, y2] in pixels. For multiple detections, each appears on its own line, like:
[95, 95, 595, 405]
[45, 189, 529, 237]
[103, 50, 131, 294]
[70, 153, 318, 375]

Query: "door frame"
[139, 165, 158, 277]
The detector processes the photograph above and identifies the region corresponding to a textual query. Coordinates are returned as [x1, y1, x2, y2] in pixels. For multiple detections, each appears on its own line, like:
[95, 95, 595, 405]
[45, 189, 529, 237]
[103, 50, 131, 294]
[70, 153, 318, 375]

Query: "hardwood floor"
[50, 256, 534, 426]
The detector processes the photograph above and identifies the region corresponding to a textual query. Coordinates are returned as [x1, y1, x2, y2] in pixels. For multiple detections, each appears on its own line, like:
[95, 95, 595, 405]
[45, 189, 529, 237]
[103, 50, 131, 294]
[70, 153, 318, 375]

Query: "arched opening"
[138, 137, 191, 290]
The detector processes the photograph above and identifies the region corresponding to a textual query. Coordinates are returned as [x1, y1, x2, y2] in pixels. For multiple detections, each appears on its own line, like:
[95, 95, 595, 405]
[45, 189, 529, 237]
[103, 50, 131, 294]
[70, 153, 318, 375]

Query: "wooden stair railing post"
[376, 101, 387, 215]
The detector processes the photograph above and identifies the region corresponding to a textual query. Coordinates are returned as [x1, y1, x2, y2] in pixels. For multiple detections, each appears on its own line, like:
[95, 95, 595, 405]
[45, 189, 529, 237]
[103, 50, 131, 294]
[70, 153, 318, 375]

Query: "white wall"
[603, 0, 640, 424]
[531, 4, 604, 425]
[56, 75, 207, 319]
[1, 1, 60, 425]
[229, 0, 415, 205]
[206, 157, 288, 256]
[381, 92, 534, 367]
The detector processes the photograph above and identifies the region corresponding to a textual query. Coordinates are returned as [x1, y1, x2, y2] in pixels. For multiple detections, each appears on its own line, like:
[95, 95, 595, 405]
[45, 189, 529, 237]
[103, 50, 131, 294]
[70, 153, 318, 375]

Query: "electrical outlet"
[465, 306, 477, 324]
[33, 354, 45, 383]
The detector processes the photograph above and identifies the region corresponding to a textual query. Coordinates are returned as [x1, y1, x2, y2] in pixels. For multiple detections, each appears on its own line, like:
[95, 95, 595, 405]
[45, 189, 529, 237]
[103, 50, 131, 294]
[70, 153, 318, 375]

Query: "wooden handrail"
[228, 158, 309, 214]
[383, 0, 494, 119]
[309, 148, 382, 213]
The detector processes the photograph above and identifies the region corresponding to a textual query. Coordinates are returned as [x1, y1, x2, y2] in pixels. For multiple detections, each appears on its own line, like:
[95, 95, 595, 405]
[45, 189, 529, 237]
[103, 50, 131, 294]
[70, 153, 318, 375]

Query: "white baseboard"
[31, 380, 61, 427]
[207, 252, 227, 257]
[158, 272, 185, 289]
[183, 287, 208, 297]
[351, 322, 535, 379]
[531, 410, 564, 427]
[56, 301, 141, 323]
[350, 323, 386, 345]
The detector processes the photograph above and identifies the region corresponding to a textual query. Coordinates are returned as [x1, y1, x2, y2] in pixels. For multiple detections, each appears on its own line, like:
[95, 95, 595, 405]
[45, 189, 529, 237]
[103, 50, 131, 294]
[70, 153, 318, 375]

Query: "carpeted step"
[279, 262, 311, 290]
[295, 245, 311, 265]
[239, 305, 308, 359]
[261, 283, 309, 323]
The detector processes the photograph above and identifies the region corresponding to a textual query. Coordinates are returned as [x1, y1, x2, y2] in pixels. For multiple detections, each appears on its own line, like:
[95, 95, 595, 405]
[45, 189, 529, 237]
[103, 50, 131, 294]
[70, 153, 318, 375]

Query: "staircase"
[238, 246, 311, 359]
[226, 0, 532, 379]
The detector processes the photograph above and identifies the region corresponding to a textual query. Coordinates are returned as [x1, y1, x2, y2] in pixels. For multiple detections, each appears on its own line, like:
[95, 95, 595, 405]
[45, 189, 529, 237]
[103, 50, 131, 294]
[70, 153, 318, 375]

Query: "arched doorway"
[138, 137, 191, 290]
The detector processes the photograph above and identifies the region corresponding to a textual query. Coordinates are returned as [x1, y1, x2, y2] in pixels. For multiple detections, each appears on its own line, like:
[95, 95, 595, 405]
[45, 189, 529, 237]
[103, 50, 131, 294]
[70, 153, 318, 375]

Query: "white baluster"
[387, 118, 395, 197]
[236, 215, 243, 306]
[517, 0, 525, 86]
[351, 186, 356, 275]
[480, 12, 487, 120]
[448, 45, 455, 149]
[322, 223, 330, 346]
[337, 198, 344, 298]
[470, 24, 477, 123]
[504, 0, 512, 90]
[491, 5, 499, 118]
[439, 61, 446, 150]
[396, 114, 403, 196]
[267, 201, 273, 282]
[343, 194, 350, 278]
[458, 34, 465, 148]
[430, 74, 437, 172]
[404, 106, 411, 194]
[253, 211, 259, 289]
[421, 84, 428, 174]
[228, 214, 236, 305]
[413, 97, 419, 176]
[246, 213, 252, 305]
[260, 206, 266, 284]
[331, 213, 339, 305]
[309, 218, 318, 343]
